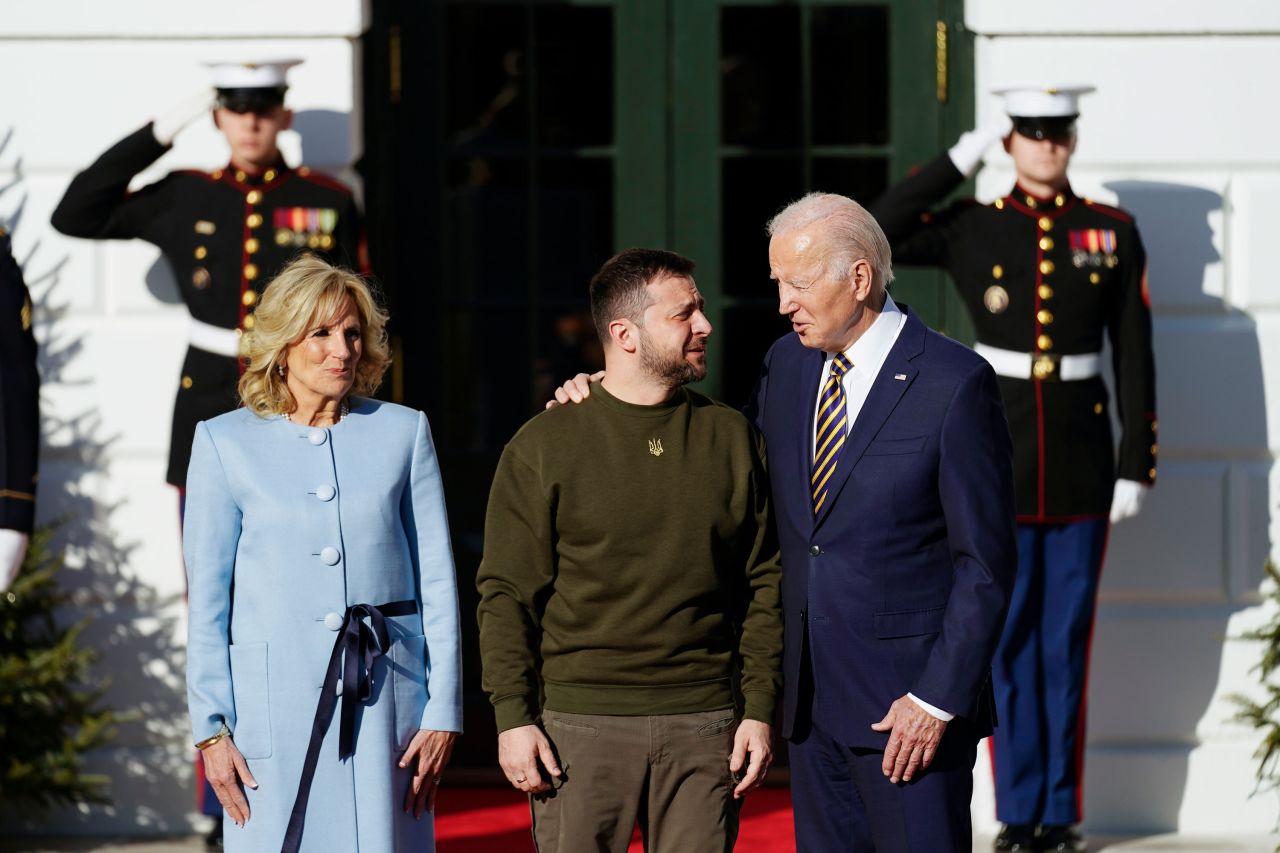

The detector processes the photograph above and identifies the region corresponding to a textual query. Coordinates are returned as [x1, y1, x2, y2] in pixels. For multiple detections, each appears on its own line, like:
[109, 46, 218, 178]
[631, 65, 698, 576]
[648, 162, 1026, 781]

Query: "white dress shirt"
[810, 297, 955, 723]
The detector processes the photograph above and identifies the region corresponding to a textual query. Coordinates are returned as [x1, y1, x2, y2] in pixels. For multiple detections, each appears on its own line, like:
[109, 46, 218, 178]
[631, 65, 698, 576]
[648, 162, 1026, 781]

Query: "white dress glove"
[0, 529, 29, 593]
[946, 115, 1014, 178]
[1109, 478, 1149, 524]
[153, 90, 217, 147]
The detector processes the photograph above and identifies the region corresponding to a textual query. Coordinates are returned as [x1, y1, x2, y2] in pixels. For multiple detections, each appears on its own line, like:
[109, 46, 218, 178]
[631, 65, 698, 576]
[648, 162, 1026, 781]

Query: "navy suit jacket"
[746, 306, 1016, 750]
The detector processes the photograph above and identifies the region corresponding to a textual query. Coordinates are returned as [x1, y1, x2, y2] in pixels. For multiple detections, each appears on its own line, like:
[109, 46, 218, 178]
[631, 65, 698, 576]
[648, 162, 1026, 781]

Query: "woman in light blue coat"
[184, 255, 462, 852]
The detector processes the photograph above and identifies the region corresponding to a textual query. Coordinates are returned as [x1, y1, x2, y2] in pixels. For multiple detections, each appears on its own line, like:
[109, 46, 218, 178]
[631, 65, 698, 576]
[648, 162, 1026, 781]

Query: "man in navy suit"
[749, 193, 1016, 851]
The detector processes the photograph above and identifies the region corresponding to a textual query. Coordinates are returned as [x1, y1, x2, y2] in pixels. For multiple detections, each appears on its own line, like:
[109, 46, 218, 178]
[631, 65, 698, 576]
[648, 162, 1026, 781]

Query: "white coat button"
[308, 429, 327, 446]
[323, 612, 343, 631]
[320, 546, 341, 565]
[315, 484, 336, 502]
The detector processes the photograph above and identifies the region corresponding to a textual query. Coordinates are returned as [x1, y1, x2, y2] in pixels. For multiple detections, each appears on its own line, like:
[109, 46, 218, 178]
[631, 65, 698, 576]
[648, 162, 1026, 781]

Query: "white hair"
[767, 192, 895, 288]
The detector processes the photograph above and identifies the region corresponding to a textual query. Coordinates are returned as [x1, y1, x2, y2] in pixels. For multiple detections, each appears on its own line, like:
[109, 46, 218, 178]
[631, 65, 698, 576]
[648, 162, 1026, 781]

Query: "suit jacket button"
[308, 429, 327, 446]
[809, 545, 820, 556]
[320, 546, 341, 565]
[315, 484, 336, 501]
[323, 612, 343, 631]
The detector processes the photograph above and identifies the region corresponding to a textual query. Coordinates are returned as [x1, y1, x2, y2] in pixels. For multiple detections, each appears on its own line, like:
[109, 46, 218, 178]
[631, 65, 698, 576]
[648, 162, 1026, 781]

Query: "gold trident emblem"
[648, 438, 664, 457]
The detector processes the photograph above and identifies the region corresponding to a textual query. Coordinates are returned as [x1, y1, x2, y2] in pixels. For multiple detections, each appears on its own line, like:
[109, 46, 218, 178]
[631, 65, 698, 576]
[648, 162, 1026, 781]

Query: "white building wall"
[967, 1, 1280, 837]
[0, 1, 363, 835]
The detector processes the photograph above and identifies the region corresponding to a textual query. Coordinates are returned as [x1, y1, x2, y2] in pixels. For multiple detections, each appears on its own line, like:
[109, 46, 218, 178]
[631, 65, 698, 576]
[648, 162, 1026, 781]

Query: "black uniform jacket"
[870, 153, 1156, 521]
[0, 229, 39, 533]
[51, 123, 364, 487]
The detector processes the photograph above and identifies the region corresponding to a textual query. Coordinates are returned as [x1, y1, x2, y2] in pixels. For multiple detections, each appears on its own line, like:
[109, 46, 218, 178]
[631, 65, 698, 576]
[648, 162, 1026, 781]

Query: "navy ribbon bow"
[282, 599, 416, 853]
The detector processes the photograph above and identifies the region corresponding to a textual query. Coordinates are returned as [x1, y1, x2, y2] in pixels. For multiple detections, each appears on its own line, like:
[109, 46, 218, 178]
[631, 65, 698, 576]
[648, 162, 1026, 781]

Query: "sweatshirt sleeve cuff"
[741, 690, 777, 724]
[493, 694, 540, 733]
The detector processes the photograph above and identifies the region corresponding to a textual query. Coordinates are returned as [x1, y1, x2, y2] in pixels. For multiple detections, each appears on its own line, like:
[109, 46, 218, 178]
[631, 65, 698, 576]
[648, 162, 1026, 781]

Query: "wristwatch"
[195, 723, 232, 750]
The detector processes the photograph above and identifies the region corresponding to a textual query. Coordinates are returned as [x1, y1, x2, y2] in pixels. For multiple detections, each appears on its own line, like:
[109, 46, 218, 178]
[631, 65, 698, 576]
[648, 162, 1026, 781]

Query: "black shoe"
[1038, 824, 1086, 853]
[204, 820, 224, 850]
[994, 823, 1038, 852]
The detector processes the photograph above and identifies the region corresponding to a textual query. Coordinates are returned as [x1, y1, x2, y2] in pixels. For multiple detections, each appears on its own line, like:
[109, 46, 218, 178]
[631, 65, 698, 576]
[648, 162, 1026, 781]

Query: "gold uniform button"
[1038, 285, 1054, 299]
[242, 315, 256, 330]
[1039, 237, 1054, 251]
[264, 169, 277, 182]
[1089, 272, 1101, 285]
[234, 170, 247, 183]
[1151, 444, 1158, 455]
[276, 228, 293, 246]
[1152, 420, 1159, 431]
[1054, 194, 1065, 207]
[212, 169, 223, 180]
[247, 213, 263, 229]
[1148, 467, 1158, 480]
[244, 263, 259, 280]
[242, 290, 258, 307]
[1094, 403, 1104, 415]
[1025, 196, 1038, 209]
[1037, 334, 1053, 351]
[298, 166, 311, 176]
[181, 375, 193, 390]
[194, 246, 208, 260]
[245, 237, 260, 254]
[1037, 309, 1054, 325]
[246, 190, 262, 205]
[992, 264, 1004, 280]
[994, 198, 1005, 210]
[1038, 217, 1053, 231]
[1039, 259, 1055, 275]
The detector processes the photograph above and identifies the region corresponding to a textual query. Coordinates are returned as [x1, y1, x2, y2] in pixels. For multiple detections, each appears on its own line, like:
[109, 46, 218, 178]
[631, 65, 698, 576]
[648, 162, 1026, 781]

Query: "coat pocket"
[229, 642, 272, 759]
[863, 436, 926, 456]
[389, 634, 428, 752]
[872, 605, 946, 639]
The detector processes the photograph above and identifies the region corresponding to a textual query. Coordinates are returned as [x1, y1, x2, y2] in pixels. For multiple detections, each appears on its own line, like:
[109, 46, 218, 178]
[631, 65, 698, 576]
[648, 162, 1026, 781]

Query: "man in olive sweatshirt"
[476, 248, 783, 853]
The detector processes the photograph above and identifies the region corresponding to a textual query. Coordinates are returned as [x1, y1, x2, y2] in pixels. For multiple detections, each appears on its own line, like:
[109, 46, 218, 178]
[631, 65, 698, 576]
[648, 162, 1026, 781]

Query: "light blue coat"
[184, 398, 463, 852]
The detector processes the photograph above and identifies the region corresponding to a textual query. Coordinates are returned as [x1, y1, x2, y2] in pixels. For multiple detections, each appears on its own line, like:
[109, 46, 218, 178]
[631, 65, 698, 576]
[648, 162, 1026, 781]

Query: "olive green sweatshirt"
[476, 384, 783, 733]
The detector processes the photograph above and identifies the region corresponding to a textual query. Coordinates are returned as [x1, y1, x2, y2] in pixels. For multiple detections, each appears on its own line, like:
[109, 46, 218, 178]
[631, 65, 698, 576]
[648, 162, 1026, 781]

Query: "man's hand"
[0, 529, 29, 592]
[399, 729, 458, 818]
[545, 371, 604, 410]
[729, 719, 773, 799]
[1109, 478, 1149, 523]
[201, 736, 258, 827]
[870, 695, 948, 784]
[498, 724, 561, 793]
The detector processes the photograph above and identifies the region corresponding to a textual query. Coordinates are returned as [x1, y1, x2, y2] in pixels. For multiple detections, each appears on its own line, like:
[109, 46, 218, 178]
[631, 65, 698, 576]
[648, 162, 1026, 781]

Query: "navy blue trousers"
[991, 519, 1108, 825]
[179, 490, 223, 819]
[790, 718, 977, 852]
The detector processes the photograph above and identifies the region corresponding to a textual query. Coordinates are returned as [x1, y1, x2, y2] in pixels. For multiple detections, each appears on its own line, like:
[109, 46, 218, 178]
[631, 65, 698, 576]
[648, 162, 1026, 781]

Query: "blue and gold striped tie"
[812, 353, 853, 513]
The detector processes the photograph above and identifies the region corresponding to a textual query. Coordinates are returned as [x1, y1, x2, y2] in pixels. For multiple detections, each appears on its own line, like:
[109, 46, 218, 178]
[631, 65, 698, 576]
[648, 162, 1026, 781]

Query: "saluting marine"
[52, 59, 365, 490]
[50, 59, 365, 849]
[0, 228, 40, 594]
[871, 85, 1156, 853]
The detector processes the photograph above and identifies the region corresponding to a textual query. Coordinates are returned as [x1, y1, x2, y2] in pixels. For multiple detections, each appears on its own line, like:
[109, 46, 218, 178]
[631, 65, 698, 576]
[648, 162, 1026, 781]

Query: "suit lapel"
[781, 346, 825, 534]
[813, 308, 926, 531]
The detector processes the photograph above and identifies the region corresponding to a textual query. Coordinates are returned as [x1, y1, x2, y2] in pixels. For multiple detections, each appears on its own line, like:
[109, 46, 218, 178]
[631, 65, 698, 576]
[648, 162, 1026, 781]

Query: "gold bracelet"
[195, 723, 232, 750]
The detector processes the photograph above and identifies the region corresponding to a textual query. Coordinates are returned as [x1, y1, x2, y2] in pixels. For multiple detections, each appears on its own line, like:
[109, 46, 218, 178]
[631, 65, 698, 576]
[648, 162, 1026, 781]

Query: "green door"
[360, 0, 972, 770]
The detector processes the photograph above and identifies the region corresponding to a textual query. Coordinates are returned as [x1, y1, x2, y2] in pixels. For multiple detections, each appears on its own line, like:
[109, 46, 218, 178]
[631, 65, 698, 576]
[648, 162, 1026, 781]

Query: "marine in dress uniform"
[0, 228, 40, 593]
[50, 60, 365, 844]
[870, 85, 1156, 853]
[51, 59, 365, 489]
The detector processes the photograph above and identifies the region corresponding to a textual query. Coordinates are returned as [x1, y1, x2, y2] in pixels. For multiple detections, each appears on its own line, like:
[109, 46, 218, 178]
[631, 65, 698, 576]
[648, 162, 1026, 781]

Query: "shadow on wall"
[1084, 181, 1269, 833]
[143, 107, 355, 307]
[0, 128, 192, 836]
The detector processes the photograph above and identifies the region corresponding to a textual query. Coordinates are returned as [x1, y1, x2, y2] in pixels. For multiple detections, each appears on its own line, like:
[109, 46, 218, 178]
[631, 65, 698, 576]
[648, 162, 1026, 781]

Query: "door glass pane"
[536, 158, 614, 300]
[721, 6, 802, 147]
[445, 157, 530, 304]
[445, 5, 528, 150]
[721, 158, 803, 297]
[720, 306, 792, 411]
[536, 6, 614, 146]
[440, 308, 531, 450]
[810, 6, 890, 146]
[812, 158, 889, 209]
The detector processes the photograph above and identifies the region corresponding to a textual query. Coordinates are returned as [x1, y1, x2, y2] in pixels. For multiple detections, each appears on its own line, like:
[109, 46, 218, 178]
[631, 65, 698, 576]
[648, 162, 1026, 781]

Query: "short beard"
[637, 328, 703, 387]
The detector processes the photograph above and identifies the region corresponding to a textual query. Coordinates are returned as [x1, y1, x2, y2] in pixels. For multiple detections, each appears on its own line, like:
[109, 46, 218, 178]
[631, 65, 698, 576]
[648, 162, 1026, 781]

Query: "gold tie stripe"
[812, 353, 853, 513]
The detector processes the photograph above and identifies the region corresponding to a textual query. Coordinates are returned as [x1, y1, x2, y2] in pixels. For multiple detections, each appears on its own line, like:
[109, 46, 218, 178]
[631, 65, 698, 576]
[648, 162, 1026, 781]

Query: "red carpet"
[435, 787, 796, 852]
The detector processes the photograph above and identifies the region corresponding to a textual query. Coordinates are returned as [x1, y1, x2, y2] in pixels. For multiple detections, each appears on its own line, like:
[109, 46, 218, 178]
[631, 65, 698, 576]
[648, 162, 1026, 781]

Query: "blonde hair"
[767, 192, 895, 289]
[238, 254, 391, 417]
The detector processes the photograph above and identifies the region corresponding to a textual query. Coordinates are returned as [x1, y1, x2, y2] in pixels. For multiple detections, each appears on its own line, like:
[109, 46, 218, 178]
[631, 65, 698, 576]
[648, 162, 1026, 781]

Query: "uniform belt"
[974, 343, 1101, 382]
[283, 599, 417, 853]
[188, 318, 241, 358]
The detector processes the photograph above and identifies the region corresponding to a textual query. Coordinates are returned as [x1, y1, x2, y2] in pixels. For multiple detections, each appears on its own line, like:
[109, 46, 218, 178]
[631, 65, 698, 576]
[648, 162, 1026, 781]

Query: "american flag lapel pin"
[894, 373, 907, 381]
